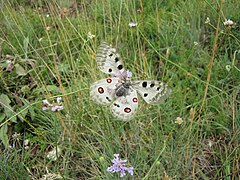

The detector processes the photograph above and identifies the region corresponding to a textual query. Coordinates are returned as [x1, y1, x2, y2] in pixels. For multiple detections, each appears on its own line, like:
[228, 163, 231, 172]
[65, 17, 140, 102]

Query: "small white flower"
[56, 97, 62, 104]
[46, 26, 51, 31]
[42, 97, 63, 112]
[194, 41, 199, 46]
[24, 139, 29, 146]
[47, 147, 61, 161]
[205, 17, 210, 24]
[223, 19, 235, 26]
[43, 99, 52, 106]
[40, 173, 63, 180]
[128, 22, 138, 27]
[9, 144, 15, 149]
[175, 117, 183, 125]
[12, 132, 20, 139]
[208, 140, 213, 148]
[24, 139, 30, 150]
[87, 32, 95, 39]
[225, 65, 231, 72]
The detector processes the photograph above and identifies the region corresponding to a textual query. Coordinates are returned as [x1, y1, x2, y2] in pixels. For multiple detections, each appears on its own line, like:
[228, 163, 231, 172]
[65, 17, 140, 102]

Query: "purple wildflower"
[51, 105, 64, 112]
[115, 70, 132, 79]
[107, 154, 134, 177]
[42, 97, 63, 112]
[126, 70, 132, 78]
[42, 106, 48, 111]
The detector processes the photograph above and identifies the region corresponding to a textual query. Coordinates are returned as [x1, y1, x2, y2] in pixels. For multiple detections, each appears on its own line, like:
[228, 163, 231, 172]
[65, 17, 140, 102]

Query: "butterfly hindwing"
[111, 88, 138, 120]
[90, 77, 120, 105]
[132, 80, 172, 104]
[96, 42, 125, 76]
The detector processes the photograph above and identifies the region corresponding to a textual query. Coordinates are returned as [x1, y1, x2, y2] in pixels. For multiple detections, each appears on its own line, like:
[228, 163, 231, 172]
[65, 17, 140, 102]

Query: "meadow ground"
[0, 0, 240, 179]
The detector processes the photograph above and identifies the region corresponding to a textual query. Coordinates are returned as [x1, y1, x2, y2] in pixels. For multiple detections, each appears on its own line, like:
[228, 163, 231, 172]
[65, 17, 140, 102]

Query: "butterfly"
[90, 42, 172, 120]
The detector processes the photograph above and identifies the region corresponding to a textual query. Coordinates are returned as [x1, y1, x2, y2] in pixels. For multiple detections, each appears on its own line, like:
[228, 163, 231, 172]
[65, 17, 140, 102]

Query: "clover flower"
[223, 19, 235, 26]
[24, 139, 30, 150]
[194, 41, 199, 46]
[47, 147, 61, 161]
[175, 117, 183, 125]
[42, 97, 63, 112]
[225, 65, 231, 72]
[107, 154, 134, 177]
[87, 32, 95, 39]
[205, 17, 210, 24]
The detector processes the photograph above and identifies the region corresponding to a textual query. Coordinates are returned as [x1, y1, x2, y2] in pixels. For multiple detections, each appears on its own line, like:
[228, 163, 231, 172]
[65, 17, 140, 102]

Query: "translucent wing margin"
[96, 42, 125, 76]
[132, 80, 171, 104]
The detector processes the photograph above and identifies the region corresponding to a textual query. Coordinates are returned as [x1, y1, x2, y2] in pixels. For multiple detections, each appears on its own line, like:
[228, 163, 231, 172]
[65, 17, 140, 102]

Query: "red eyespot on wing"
[106, 78, 112, 83]
[133, 97, 138, 103]
[124, 107, 131, 113]
[98, 87, 104, 94]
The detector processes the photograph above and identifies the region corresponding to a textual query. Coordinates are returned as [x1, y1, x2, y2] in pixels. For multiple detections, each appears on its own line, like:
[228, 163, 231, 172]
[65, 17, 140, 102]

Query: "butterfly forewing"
[132, 80, 172, 104]
[90, 77, 120, 105]
[96, 42, 125, 76]
[111, 88, 138, 120]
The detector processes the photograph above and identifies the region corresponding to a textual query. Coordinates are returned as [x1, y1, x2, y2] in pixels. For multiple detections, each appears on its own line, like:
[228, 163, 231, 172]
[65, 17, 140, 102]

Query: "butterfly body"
[115, 80, 131, 97]
[90, 42, 171, 120]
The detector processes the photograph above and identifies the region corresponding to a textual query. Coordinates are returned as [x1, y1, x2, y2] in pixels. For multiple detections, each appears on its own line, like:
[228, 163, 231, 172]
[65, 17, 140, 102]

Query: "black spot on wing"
[106, 97, 111, 102]
[144, 93, 148, 97]
[115, 57, 119, 62]
[157, 87, 160, 91]
[142, 81, 147, 88]
[108, 68, 112, 72]
[150, 83, 155, 87]
[109, 53, 113, 57]
[117, 65, 123, 70]
[113, 103, 120, 107]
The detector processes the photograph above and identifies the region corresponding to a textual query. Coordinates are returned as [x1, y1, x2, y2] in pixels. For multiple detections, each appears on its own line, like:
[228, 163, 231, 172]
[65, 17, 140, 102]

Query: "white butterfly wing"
[111, 88, 138, 120]
[96, 42, 125, 76]
[90, 77, 120, 105]
[132, 80, 172, 104]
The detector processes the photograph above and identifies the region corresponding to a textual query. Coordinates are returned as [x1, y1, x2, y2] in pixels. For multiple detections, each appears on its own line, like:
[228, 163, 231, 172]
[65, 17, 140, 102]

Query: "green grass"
[0, 0, 240, 179]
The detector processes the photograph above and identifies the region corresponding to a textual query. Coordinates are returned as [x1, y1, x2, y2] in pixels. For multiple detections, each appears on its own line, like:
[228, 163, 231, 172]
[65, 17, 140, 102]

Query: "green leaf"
[46, 85, 60, 92]
[0, 113, 6, 123]
[0, 93, 11, 105]
[15, 63, 27, 76]
[23, 37, 29, 50]
[0, 94, 17, 123]
[23, 36, 29, 59]
[0, 124, 9, 148]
